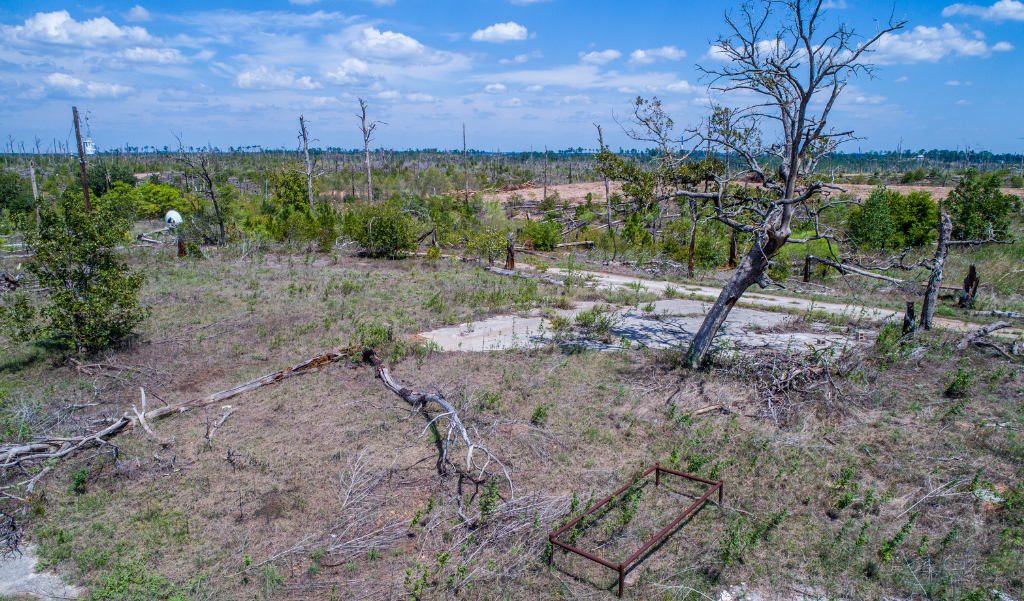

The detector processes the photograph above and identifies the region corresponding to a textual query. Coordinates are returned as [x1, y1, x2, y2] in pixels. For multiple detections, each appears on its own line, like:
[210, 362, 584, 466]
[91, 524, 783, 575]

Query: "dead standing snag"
[664, 0, 905, 367]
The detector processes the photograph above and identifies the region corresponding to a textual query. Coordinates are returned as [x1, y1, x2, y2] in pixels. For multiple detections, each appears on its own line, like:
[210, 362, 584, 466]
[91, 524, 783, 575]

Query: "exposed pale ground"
[0, 546, 80, 600]
[419, 266, 1022, 352]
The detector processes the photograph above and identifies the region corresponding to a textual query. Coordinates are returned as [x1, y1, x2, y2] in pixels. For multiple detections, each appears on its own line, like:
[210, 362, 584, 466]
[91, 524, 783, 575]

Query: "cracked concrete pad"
[420, 299, 864, 354]
[0, 546, 80, 600]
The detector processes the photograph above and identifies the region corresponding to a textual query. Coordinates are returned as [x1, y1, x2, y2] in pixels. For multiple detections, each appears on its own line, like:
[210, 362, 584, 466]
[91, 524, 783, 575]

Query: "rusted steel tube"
[551, 468, 656, 539]
[550, 539, 619, 570]
[621, 482, 721, 567]
[654, 466, 720, 486]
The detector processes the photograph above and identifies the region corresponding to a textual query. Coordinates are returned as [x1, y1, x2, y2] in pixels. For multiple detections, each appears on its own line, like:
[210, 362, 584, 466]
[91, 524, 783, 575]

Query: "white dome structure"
[165, 210, 182, 227]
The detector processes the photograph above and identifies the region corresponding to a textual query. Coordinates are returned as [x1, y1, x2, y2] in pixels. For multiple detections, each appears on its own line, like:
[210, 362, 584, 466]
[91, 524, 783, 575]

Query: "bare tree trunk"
[463, 124, 469, 204]
[687, 198, 697, 278]
[358, 99, 378, 202]
[543, 146, 548, 202]
[299, 115, 314, 213]
[72, 106, 90, 212]
[28, 161, 39, 228]
[683, 235, 780, 368]
[595, 125, 617, 260]
[920, 214, 951, 330]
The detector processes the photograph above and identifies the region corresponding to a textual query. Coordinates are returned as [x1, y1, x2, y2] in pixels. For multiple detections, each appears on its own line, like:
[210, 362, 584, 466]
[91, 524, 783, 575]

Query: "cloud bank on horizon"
[0, 0, 1021, 152]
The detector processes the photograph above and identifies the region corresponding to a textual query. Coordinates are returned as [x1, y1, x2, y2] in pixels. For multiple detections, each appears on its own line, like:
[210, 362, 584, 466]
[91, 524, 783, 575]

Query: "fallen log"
[974, 310, 1024, 320]
[0, 348, 349, 471]
[956, 322, 1013, 350]
[364, 351, 513, 497]
[806, 255, 909, 285]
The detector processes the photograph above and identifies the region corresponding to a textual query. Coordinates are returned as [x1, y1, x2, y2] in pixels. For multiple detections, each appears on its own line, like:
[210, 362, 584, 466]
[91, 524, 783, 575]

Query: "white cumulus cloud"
[871, 23, 1013, 63]
[234, 65, 321, 90]
[497, 97, 522, 108]
[628, 46, 686, 64]
[119, 47, 188, 64]
[943, 0, 1024, 20]
[406, 92, 435, 103]
[525, 84, 543, 92]
[123, 5, 153, 22]
[562, 94, 591, 105]
[2, 10, 153, 47]
[349, 27, 451, 65]
[485, 83, 507, 93]
[665, 80, 697, 93]
[43, 72, 133, 98]
[471, 22, 528, 43]
[323, 58, 370, 84]
[579, 49, 621, 65]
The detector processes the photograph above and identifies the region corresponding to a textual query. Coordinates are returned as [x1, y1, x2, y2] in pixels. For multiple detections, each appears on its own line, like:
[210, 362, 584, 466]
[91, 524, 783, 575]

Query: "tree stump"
[958, 264, 979, 309]
[902, 301, 916, 337]
[505, 233, 515, 270]
[177, 235, 187, 258]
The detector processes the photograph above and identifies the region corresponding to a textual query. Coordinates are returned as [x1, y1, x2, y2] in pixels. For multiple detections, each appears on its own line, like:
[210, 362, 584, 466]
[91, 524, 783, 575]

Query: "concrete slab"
[0, 545, 80, 600]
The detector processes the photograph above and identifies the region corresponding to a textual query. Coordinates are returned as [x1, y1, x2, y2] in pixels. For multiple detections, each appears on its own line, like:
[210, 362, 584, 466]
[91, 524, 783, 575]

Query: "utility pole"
[72, 106, 90, 212]
[463, 124, 469, 204]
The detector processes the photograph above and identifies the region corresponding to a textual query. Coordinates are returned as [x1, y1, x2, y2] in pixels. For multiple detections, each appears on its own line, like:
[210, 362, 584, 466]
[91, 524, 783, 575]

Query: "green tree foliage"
[0, 190, 149, 351]
[70, 161, 137, 198]
[136, 182, 186, 219]
[522, 219, 560, 251]
[0, 170, 34, 213]
[943, 168, 1015, 241]
[342, 202, 417, 258]
[848, 186, 939, 249]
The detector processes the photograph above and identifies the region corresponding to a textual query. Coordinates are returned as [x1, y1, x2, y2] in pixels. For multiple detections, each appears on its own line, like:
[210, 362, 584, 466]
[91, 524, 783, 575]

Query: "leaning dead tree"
[675, 0, 904, 367]
[357, 98, 385, 202]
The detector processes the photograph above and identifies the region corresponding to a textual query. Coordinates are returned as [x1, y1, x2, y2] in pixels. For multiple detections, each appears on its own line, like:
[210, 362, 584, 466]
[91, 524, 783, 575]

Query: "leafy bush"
[343, 203, 418, 258]
[943, 169, 1015, 241]
[900, 167, 927, 184]
[1011, 175, 1023, 189]
[136, 182, 186, 219]
[622, 212, 652, 246]
[71, 161, 137, 198]
[84, 562, 188, 601]
[312, 203, 339, 252]
[0, 170, 33, 213]
[849, 186, 938, 248]
[522, 219, 560, 251]
[468, 229, 507, 264]
[0, 190, 149, 351]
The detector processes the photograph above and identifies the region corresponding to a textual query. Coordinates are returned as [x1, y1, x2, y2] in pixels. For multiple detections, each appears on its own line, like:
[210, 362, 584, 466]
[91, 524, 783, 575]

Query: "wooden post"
[72, 106, 90, 212]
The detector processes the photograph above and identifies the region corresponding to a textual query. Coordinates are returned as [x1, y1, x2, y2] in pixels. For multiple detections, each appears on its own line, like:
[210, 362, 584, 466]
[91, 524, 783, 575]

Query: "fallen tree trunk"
[0, 348, 349, 471]
[484, 266, 565, 287]
[806, 255, 909, 285]
[956, 322, 1013, 350]
[975, 310, 1024, 320]
[364, 351, 513, 497]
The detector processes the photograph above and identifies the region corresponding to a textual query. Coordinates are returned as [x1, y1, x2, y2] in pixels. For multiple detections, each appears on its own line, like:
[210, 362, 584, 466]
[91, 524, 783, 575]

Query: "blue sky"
[1, 0, 1022, 153]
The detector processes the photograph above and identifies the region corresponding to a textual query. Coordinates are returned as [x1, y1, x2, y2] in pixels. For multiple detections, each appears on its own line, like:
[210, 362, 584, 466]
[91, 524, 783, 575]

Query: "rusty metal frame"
[548, 463, 723, 597]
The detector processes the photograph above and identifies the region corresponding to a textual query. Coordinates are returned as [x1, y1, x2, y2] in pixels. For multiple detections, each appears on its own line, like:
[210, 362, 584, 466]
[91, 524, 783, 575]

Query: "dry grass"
[0, 243, 1020, 600]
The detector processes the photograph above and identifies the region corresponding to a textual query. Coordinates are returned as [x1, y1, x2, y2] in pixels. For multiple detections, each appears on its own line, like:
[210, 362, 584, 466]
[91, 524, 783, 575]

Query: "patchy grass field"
[0, 244, 1021, 601]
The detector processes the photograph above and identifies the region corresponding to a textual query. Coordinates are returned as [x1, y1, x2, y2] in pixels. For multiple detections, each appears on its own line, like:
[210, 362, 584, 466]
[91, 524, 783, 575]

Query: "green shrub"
[900, 167, 927, 184]
[70, 161, 137, 198]
[0, 190, 149, 351]
[0, 170, 34, 213]
[135, 183, 186, 219]
[622, 212, 652, 247]
[85, 562, 188, 601]
[1010, 175, 1024, 189]
[342, 203, 418, 258]
[522, 220, 560, 251]
[943, 169, 1015, 241]
[312, 203, 339, 252]
[849, 186, 938, 248]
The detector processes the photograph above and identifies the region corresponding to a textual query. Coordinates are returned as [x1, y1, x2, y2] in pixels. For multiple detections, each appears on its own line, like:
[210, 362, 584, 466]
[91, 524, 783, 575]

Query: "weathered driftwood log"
[0, 348, 349, 471]
[806, 255, 908, 285]
[956, 322, 1013, 350]
[364, 350, 513, 496]
[484, 266, 565, 287]
[975, 310, 1024, 320]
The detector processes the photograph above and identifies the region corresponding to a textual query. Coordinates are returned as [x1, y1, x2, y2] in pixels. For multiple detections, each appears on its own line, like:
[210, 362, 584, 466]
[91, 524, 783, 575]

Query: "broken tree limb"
[364, 350, 514, 498]
[806, 255, 908, 285]
[0, 348, 349, 470]
[974, 310, 1024, 320]
[956, 322, 1013, 350]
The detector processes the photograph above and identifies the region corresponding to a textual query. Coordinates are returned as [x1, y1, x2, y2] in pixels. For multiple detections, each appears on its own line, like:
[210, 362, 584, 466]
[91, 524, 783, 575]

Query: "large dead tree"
[175, 137, 226, 245]
[676, 0, 904, 367]
[298, 115, 316, 214]
[357, 99, 385, 202]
